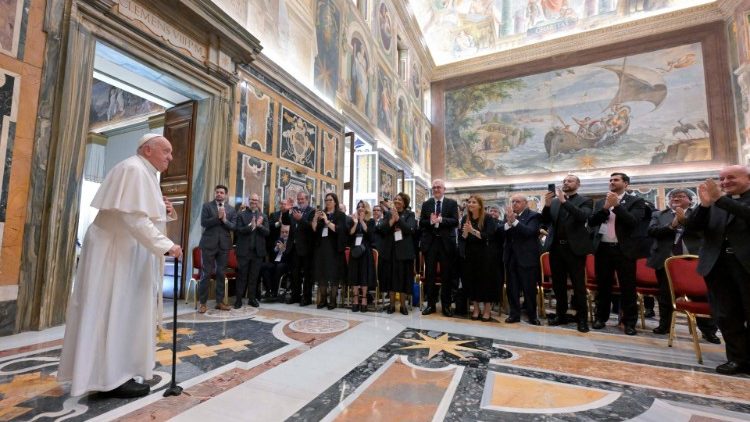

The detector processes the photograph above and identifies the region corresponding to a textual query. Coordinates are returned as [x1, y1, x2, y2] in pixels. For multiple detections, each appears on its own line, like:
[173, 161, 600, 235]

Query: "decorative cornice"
[391, 0, 435, 78]
[718, 0, 745, 15]
[432, 3, 725, 81]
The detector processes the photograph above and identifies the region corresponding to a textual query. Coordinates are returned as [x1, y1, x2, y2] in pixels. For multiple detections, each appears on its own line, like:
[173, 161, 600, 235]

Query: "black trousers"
[424, 240, 455, 308]
[655, 268, 716, 334]
[291, 253, 314, 302]
[236, 256, 262, 303]
[550, 242, 587, 322]
[260, 261, 289, 296]
[506, 253, 538, 319]
[594, 243, 638, 326]
[705, 252, 750, 365]
[199, 247, 228, 304]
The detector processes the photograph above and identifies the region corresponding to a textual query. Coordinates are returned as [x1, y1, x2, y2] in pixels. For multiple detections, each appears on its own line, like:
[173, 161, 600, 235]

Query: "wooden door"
[162, 101, 196, 299]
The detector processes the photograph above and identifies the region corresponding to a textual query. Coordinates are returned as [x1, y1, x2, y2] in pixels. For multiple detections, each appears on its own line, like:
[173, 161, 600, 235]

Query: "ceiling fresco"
[407, 0, 714, 66]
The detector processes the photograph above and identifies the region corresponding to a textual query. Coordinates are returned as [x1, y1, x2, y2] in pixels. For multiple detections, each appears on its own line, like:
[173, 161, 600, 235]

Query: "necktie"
[672, 228, 684, 256]
[436, 200, 442, 215]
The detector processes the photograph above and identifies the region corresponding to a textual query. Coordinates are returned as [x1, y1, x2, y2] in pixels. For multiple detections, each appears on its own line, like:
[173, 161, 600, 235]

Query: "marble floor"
[1, 299, 749, 421]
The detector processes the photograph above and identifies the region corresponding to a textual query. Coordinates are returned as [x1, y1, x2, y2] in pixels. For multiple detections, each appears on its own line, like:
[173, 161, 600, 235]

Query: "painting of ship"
[544, 59, 667, 157]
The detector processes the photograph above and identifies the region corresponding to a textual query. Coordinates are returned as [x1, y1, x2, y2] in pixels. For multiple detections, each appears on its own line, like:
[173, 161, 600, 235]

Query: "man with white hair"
[58, 133, 182, 398]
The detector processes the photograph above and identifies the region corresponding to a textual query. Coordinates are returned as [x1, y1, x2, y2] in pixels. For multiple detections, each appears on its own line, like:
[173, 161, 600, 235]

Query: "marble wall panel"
[238, 80, 274, 154]
[279, 107, 317, 171]
[235, 152, 271, 214]
[0, 0, 29, 59]
[320, 129, 338, 178]
[0, 68, 19, 257]
[278, 166, 316, 206]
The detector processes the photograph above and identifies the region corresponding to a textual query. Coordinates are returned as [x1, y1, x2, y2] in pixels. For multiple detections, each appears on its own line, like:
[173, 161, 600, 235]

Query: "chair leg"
[537, 286, 544, 319]
[224, 279, 229, 305]
[375, 284, 381, 311]
[637, 293, 645, 329]
[686, 312, 703, 364]
[668, 311, 677, 347]
[586, 289, 594, 324]
[419, 282, 424, 311]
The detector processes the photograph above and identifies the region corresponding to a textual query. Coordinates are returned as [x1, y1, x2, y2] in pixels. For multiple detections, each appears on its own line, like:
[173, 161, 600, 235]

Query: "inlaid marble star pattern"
[399, 332, 479, 360]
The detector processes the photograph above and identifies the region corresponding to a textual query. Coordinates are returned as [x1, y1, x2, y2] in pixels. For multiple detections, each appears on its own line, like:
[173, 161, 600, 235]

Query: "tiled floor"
[0, 299, 747, 421]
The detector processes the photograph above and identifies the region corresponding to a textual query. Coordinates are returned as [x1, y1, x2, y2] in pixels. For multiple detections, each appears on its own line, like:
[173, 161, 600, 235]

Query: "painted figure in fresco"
[350, 38, 369, 114]
[378, 2, 392, 50]
[397, 98, 408, 154]
[526, 0, 544, 28]
[378, 72, 393, 135]
[314, 0, 340, 99]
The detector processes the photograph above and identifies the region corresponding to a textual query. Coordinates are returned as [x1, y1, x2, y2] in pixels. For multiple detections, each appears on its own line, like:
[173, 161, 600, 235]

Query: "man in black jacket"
[647, 188, 718, 343]
[288, 191, 316, 306]
[542, 175, 593, 332]
[588, 172, 646, 335]
[504, 194, 542, 325]
[419, 179, 459, 316]
[687, 165, 750, 375]
[198, 185, 236, 313]
[234, 193, 269, 308]
[260, 224, 292, 301]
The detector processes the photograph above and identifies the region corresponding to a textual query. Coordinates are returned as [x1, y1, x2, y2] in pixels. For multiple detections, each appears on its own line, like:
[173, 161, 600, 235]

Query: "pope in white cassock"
[58, 134, 183, 398]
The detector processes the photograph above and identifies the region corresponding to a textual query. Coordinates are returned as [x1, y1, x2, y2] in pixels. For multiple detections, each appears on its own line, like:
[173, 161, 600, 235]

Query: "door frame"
[16, 0, 256, 331]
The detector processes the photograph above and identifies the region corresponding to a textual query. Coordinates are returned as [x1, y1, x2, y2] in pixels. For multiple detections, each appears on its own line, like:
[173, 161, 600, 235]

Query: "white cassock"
[58, 154, 175, 396]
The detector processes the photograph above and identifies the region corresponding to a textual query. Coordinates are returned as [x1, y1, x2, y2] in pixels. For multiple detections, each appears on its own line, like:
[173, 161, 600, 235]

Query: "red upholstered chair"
[665, 255, 712, 363]
[538, 252, 553, 318]
[635, 258, 660, 329]
[185, 247, 237, 307]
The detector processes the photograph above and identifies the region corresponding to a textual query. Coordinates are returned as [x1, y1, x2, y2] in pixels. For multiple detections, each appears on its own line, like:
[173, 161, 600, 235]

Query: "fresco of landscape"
[410, 0, 712, 65]
[444, 42, 711, 179]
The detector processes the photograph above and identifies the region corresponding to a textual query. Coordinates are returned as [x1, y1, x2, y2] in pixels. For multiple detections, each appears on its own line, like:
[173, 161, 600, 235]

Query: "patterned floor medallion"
[288, 317, 350, 334]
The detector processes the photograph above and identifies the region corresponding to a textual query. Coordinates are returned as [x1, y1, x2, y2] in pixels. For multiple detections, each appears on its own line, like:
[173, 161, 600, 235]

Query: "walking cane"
[164, 254, 183, 397]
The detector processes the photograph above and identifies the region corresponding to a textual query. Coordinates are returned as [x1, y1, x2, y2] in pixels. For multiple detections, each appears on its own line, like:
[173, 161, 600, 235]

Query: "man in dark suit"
[542, 175, 594, 332]
[588, 172, 646, 335]
[647, 188, 719, 342]
[419, 179, 459, 317]
[260, 224, 292, 301]
[198, 185, 236, 313]
[234, 193, 269, 308]
[288, 191, 315, 306]
[267, 197, 293, 258]
[504, 194, 542, 325]
[687, 165, 750, 375]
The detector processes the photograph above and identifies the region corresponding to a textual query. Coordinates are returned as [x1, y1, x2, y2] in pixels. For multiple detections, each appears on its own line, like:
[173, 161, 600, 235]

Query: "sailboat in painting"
[544, 59, 667, 157]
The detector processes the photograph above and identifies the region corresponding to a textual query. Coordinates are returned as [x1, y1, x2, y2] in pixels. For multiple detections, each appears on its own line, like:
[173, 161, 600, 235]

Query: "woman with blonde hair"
[459, 194, 498, 321]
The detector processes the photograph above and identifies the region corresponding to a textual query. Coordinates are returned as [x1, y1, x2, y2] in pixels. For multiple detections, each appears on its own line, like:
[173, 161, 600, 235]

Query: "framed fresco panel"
[378, 160, 398, 202]
[88, 79, 165, 130]
[238, 80, 274, 153]
[278, 167, 316, 207]
[235, 152, 271, 214]
[279, 107, 317, 170]
[432, 23, 736, 185]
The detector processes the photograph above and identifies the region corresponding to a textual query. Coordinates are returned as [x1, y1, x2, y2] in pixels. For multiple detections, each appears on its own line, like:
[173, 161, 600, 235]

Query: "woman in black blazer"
[313, 193, 347, 309]
[459, 195, 497, 321]
[377, 192, 417, 315]
[348, 200, 376, 312]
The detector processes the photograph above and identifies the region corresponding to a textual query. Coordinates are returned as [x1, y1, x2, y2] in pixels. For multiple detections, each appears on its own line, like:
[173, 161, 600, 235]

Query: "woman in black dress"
[377, 192, 417, 315]
[460, 194, 497, 321]
[348, 200, 376, 312]
[313, 193, 347, 310]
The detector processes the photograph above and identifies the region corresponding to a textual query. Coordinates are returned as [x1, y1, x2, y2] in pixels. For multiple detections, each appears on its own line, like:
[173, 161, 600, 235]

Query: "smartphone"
[547, 183, 556, 196]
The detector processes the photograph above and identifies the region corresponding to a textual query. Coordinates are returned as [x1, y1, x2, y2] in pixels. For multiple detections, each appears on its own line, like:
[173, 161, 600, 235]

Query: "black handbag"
[350, 244, 366, 258]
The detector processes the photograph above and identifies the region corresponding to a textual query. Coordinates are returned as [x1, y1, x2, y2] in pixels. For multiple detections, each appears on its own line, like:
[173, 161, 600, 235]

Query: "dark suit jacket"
[541, 194, 594, 255]
[377, 210, 417, 261]
[419, 197, 459, 252]
[289, 206, 315, 257]
[199, 201, 236, 251]
[503, 208, 541, 268]
[686, 190, 750, 276]
[314, 210, 348, 252]
[588, 194, 646, 260]
[267, 210, 284, 255]
[269, 236, 292, 265]
[235, 209, 270, 259]
[647, 207, 702, 270]
[457, 215, 495, 258]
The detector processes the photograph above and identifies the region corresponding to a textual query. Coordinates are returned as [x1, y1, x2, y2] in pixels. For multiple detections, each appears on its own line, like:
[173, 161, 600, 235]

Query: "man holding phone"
[541, 175, 594, 332]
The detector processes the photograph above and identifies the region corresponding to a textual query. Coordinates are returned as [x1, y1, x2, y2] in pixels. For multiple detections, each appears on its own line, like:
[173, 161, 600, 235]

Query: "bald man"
[687, 165, 750, 376]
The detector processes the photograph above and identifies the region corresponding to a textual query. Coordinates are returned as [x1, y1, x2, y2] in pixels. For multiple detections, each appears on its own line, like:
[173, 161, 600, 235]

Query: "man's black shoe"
[286, 297, 299, 304]
[644, 309, 656, 318]
[548, 315, 568, 326]
[652, 325, 669, 335]
[505, 316, 520, 323]
[442, 308, 454, 317]
[592, 320, 606, 329]
[624, 326, 637, 336]
[577, 321, 590, 333]
[528, 319, 542, 326]
[352, 304, 360, 312]
[400, 306, 408, 315]
[300, 299, 311, 307]
[422, 306, 436, 316]
[703, 332, 721, 344]
[327, 304, 336, 310]
[102, 379, 150, 399]
[233, 301, 243, 309]
[716, 361, 747, 375]
[316, 302, 326, 309]
[249, 299, 260, 308]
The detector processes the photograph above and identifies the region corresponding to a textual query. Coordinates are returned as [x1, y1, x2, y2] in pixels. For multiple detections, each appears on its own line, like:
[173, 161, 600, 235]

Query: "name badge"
[394, 230, 403, 242]
[355, 235, 363, 246]
[322, 227, 329, 237]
